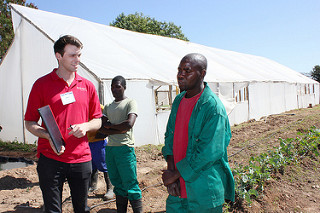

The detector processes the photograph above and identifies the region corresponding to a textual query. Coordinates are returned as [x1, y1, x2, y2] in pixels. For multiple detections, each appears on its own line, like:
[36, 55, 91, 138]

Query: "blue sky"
[26, 0, 320, 74]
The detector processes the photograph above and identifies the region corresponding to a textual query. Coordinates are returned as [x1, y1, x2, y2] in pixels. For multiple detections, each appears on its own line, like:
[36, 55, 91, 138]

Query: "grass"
[137, 144, 163, 153]
[0, 139, 37, 152]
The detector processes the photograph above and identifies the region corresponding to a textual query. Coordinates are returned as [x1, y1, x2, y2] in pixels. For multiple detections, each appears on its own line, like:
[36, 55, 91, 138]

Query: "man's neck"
[114, 96, 126, 102]
[185, 83, 204, 98]
[56, 68, 75, 86]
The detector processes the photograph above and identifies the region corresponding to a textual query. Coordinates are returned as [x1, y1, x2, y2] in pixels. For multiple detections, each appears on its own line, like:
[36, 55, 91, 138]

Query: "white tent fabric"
[0, 4, 319, 146]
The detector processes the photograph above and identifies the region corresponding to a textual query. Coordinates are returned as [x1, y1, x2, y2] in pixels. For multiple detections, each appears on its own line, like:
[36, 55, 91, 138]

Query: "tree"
[310, 65, 320, 82]
[0, 0, 37, 61]
[110, 12, 189, 41]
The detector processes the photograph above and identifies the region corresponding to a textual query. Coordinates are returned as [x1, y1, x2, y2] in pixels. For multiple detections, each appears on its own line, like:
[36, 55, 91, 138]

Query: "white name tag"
[60, 91, 76, 105]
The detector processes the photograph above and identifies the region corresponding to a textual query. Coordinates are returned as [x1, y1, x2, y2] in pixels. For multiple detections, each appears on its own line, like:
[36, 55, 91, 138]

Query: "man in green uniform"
[162, 53, 234, 212]
[99, 75, 143, 213]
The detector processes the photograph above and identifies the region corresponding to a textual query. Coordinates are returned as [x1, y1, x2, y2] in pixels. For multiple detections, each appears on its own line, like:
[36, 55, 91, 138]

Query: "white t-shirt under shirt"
[103, 98, 138, 147]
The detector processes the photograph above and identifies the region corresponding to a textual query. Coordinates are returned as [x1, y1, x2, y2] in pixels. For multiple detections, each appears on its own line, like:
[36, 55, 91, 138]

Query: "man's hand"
[167, 181, 181, 197]
[25, 120, 64, 155]
[68, 123, 88, 138]
[48, 138, 65, 155]
[162, 169, 181, 186]
[103, 121, 112, 129]
[68, 118, 102, 138]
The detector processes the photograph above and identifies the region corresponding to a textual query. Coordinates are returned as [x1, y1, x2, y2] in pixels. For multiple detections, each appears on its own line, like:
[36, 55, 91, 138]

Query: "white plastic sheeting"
[0, 4, 319, 145]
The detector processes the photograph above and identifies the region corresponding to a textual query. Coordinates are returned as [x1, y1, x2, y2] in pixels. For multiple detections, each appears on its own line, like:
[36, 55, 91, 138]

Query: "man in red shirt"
[24, 35, 102, 213]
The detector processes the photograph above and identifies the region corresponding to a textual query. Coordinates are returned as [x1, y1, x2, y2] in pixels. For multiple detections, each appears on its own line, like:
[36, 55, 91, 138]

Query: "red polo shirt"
[25, 69, 102, 163]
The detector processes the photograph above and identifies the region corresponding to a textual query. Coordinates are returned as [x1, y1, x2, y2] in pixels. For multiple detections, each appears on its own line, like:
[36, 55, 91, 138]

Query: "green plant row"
[232, 126, 320, 206]
[0, 140, 37, 152]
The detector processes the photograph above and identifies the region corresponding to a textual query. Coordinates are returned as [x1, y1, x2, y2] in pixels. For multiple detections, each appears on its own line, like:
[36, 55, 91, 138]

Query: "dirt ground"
[1, 105, 320, 212]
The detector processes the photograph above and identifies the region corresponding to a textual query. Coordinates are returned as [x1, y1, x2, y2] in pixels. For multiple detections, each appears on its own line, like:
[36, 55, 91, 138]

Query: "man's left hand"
[68, 124, 87, 138]
[162, 169, 180, 186]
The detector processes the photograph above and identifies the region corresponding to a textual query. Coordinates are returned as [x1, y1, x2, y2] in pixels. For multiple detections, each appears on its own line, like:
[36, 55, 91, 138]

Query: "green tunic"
[162, 83, 235, 211]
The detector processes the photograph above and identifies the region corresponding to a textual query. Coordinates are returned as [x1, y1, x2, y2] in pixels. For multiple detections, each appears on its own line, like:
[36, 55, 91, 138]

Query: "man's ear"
[55, 52, 62, 61]
[201, 69, 207, 79]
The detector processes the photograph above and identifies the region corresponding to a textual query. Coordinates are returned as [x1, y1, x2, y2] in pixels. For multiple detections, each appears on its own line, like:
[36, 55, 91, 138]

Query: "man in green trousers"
[162, 53, 235, 213]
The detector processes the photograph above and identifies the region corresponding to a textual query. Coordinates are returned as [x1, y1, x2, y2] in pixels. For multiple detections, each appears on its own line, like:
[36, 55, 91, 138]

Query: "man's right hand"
[25, 121, 65, 155]
[48, 137, 65, 155]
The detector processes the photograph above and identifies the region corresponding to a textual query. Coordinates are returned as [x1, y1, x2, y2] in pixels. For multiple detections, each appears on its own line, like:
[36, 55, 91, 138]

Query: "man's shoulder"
[77, 75, 95, 87]
[202, 85, 219, 102]
[201, 86, 227, 114]
[121, 98, 137, 111]
[75, 75, 98, 95]
[104, 101, 114, 108]
[33, 72, 54, 86]
[125, 98, 137, 105]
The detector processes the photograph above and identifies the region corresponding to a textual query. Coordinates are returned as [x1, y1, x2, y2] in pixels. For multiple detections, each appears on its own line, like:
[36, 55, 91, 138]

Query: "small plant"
[231, 126, 320, 208]
[139, 144, 163, 153]
[0, 140, 37, 152]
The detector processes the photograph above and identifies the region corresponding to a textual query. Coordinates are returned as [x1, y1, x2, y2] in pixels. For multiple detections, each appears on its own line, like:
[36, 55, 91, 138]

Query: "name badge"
[60, 92, 76, 105]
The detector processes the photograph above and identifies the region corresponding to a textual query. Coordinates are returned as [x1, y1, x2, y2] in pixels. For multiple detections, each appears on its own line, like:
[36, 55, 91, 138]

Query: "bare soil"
[1, 105, 320, 212]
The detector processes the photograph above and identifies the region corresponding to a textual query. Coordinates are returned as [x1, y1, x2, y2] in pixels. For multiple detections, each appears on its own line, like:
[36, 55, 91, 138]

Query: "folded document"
[38, 105, 65, 153]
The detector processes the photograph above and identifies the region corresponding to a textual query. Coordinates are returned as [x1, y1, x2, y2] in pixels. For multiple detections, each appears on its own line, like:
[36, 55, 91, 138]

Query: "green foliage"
[139, 144, 163, 153]
[310, 65, 320, 82]
[110, 12, 189, 41]
[232, 126, 320, 206]
[223, 201, 232, 213]
[0, 0, 37, 61]
[0, 139, 37, 152]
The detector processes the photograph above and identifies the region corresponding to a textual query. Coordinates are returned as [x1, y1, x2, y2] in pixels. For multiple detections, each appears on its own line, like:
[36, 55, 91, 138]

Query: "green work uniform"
[104, 98, 141, 200]
[162, 82, 235, 212]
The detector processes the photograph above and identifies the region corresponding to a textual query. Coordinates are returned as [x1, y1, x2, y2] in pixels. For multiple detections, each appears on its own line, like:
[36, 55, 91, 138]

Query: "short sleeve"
[127, 99, 138, 116]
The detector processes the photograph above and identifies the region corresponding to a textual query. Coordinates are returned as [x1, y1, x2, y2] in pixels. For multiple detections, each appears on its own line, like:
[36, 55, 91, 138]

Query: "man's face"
[177, 59, 203, 92]
[111, 80, 125, 99]
[56, 44, 81, 73]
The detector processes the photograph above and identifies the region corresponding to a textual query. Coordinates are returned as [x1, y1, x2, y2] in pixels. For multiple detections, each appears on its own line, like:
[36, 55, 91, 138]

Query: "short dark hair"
[54, 35, 83, 56]
[181, 53, 207, 71]
[112, 75, 126, 89]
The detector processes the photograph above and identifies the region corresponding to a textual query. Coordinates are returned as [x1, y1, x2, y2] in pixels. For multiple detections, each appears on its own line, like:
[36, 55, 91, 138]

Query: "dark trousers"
[37, 154, 92, 213]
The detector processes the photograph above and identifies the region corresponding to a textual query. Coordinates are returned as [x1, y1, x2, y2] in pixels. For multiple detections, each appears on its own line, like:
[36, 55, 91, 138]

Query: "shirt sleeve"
[24, 80, 42, 122]
[127, 99, 138, 116]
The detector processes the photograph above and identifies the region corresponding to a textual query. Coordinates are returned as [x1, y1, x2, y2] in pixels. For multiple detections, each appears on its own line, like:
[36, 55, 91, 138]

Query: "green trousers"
[105, 145, 141, 200]
[166, 195, 223, 213]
